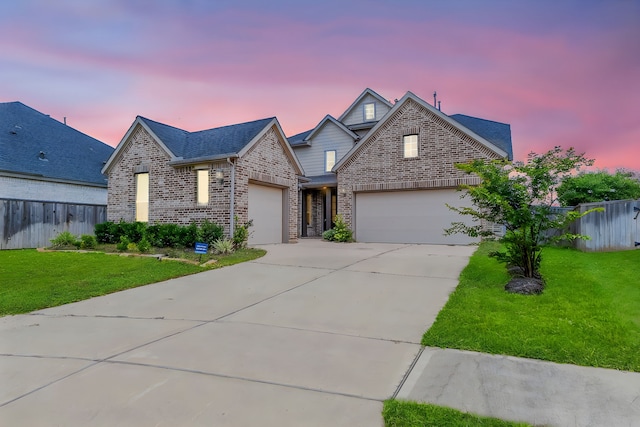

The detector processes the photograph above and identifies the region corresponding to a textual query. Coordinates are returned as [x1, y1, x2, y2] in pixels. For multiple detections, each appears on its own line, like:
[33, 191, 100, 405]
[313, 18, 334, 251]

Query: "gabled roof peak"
[337, 88, 393, 122]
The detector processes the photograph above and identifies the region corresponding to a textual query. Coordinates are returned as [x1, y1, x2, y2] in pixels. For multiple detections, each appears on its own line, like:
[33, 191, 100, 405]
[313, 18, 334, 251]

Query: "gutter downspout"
[226, 157, 235, 238]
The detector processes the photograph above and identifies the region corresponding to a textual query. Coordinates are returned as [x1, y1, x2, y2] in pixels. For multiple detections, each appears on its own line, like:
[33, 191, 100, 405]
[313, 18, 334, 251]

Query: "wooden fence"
[0, 199, 107, 250]
[572, 199, 640, 252]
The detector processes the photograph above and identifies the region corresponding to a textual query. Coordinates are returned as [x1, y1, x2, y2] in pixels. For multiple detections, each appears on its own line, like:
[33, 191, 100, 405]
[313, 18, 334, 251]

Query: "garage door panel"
[248, 184, 283, 245]
[355, 189, 477, 245]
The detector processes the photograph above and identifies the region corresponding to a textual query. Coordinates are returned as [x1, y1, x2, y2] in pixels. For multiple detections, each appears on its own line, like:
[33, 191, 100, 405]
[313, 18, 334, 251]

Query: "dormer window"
[364, 103, 375, 121]
[325, 150, 336, 172]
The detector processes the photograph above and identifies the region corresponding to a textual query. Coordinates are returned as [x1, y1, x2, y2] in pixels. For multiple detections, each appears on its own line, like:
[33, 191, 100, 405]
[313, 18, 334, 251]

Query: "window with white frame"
[135, 172, 149, 222]
[403, 134, 418, 158]
[325, 150, 336, 172]
[196, 169, 209, 205]
[364, 102, 375, 121]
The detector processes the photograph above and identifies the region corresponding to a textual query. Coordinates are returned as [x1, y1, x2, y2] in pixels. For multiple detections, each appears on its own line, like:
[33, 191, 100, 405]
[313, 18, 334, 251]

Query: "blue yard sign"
[194, 242, 209, 254]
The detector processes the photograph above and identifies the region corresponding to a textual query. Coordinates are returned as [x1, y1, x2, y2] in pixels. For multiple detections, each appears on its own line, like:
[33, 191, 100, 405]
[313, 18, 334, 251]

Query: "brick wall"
[235, 126, 299, 242]
[106, 124, 299, 242]
[336, 98, 502, 227]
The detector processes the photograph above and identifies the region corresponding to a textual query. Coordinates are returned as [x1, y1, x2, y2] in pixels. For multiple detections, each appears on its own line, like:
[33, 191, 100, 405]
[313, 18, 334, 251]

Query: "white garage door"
[248, 183, 283, 245]
[355, 189, 477, 244]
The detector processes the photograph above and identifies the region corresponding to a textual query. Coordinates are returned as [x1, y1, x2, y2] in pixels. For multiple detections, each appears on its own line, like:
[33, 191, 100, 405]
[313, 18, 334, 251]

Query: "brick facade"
[336, 98, 503, 227]
[105, 123, 299, 242]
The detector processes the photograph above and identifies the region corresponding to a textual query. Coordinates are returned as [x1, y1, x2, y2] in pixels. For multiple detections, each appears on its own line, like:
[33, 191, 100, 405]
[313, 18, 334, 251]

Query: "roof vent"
[38, 151, 47, 160]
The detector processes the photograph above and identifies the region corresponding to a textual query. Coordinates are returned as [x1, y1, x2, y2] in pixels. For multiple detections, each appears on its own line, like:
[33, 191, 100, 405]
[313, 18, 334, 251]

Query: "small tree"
[445, 146, 601, 280]
[557, 170, 640, 206]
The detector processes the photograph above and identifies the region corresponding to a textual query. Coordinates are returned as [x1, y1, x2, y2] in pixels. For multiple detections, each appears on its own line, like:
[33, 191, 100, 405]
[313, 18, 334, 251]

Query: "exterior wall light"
[215, 170, 224, 184]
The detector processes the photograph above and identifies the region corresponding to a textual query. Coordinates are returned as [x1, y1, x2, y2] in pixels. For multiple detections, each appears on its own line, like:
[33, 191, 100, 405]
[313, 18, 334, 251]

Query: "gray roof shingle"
[139, 116, 275, 159]
[449, 114, 513, 160]
[0, 101, 114, 186]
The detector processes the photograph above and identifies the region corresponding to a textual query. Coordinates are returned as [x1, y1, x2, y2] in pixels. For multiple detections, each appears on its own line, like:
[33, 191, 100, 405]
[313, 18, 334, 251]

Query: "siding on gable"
[340, 94, 392, 126]
[293, 121, 356, 176]
[0, 175, 107, 205]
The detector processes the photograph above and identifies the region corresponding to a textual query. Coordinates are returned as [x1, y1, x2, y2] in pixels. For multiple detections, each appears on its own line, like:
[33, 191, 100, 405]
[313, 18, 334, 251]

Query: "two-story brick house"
[290, 89, 513, 244]
[102, 116, 303, 245]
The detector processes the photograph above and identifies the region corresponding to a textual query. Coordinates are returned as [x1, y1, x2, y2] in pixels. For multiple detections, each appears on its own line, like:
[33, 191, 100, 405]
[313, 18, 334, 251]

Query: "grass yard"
[0, 248, 265, 316]
[423, 242, 640, 372]
[383, 400, 531, 427]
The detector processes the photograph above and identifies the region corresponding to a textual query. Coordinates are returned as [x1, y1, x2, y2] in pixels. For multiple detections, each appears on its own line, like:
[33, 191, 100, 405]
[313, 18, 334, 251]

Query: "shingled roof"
[139, 116, 275, 160]
[449, 114, 513, 160]
[0, 101, 114, 186]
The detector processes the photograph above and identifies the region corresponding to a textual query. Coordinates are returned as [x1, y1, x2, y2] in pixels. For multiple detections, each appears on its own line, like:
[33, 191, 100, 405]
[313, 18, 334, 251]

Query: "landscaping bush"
[50, 231, 79, 248]
[79, 234, 98, 249]
[199, 219, 225, 245]
[179, 222, 200, 248]
[323, 215, 353, 242]
[233, 217, 253, 249]
[95, 220, 227, 249]
[116, 236, 130, 252]
[137, 237, 151, 253]
[95, 221, 119, 244]
[212, 238, 234, 255]
[322, 228, 336, 241]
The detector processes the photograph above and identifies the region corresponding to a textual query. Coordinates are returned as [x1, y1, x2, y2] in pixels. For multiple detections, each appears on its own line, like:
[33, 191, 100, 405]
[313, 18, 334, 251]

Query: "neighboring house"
[0, 101, 114, 204]
[102, 116, 303, 245]
[290, 89, 513, 244]
[0, 101, 114, 249]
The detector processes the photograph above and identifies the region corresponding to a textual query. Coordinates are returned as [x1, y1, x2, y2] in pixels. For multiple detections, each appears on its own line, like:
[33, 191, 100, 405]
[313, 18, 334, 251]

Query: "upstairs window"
[135, 172, 149, 222]
[403, 134, 418, 158]
[196, 169, 209, 205]
[364, 102, 375, 121]
[325, 150, 336, 172]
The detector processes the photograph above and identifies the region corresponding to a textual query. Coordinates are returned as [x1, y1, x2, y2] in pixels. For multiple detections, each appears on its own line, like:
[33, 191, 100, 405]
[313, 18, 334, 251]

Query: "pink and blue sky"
[2, 0, 639, 170]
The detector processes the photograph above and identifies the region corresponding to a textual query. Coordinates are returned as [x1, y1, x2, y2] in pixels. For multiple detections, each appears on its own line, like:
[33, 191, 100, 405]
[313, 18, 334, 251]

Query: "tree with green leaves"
[557, 170, 640, 206]
[445, 146, 601, 284]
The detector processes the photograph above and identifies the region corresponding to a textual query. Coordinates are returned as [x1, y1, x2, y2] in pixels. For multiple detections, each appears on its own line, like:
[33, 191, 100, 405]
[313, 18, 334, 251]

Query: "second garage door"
[248, 183, 283, 245]
[354, 189, 477, 245]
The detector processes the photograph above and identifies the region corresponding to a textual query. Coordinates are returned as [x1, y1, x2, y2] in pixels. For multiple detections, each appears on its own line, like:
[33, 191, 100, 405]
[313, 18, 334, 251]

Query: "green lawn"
[0, 248, 265, 316]
[422, 242, 640, 372]
[383, 400, 531, 427]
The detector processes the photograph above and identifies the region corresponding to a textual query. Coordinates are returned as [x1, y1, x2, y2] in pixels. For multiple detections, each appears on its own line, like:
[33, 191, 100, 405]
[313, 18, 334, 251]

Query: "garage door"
[355, 189, 477, 244]
[248, 183, 283, 245]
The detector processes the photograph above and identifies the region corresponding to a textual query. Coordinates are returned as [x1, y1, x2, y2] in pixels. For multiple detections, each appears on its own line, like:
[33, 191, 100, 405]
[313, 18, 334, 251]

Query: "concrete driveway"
[0, 240, 474, 426]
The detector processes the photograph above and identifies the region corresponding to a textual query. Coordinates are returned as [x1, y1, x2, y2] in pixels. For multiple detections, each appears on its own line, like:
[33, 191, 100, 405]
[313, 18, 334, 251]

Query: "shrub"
[323, 215, 353, 242]
[79, 234, 98, 249]
[322, 229, 336, 241]
[50, 231, 79, 248]
[233, 216, 253, 249]
[137, 237, 151, 253]
[116, 236, 130, 252]
[199, 219, 224, 245]
[179, 223, 199, 248]
[212, 238, 234, 255]
[95, 221, 118, 244]
[127, 242, 138, 252]
[121, 221, 147, 243]
[147, 223, 181, 248]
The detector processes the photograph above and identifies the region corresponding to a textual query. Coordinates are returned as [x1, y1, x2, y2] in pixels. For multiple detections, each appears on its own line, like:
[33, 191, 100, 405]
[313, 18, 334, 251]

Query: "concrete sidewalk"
[397, 348, 640, 426]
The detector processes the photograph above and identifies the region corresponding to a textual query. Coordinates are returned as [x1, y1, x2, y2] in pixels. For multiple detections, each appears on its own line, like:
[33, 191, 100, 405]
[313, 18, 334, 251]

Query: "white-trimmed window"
[364, 102, 375, 121]
[325, 150, 336, 172]
[135, 172, 149, 222]
[403, 134, 418, 158]
[196, 169, 209, 205]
